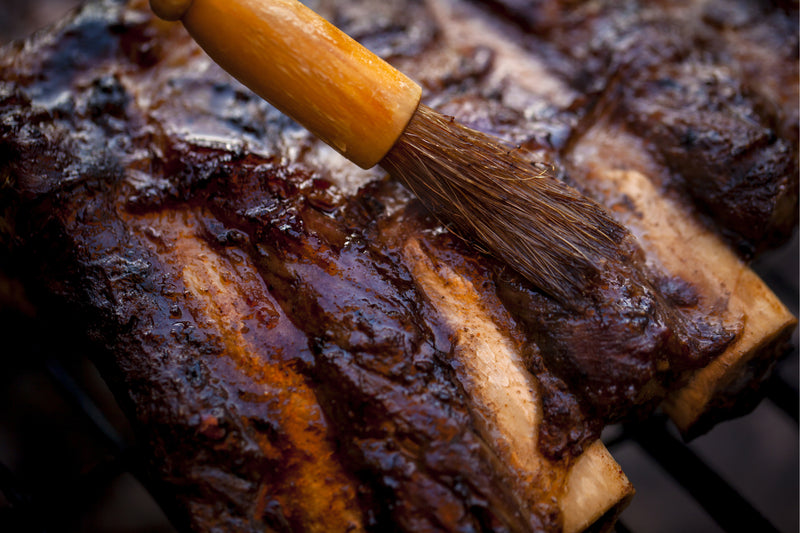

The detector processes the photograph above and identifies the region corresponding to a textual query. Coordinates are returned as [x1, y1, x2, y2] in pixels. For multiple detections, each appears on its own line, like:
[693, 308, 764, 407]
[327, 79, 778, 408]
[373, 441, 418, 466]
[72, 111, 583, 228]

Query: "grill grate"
[606, 399, 795, 533]
[0, 354, 176, 533]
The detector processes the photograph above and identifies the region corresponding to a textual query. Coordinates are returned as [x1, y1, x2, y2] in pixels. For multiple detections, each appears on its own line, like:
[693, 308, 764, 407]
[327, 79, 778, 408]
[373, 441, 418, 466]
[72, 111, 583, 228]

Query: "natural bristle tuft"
[381, 104, 632, 304]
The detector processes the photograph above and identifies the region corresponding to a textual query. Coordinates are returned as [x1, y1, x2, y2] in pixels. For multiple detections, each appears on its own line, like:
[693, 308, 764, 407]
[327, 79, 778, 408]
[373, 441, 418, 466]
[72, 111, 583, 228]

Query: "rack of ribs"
[0, 0, 796, 530]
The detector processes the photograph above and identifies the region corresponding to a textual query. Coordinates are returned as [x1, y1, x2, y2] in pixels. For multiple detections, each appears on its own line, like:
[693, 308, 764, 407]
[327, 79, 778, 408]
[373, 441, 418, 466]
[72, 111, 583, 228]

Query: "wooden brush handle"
[150, 0, 422, 169]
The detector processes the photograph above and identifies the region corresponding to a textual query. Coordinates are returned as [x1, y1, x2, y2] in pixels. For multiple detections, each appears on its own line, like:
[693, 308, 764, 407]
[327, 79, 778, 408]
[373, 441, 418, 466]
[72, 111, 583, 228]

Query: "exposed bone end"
[599, 169, 797, 436]
[567, 118, 797, 436]
[403, 237, 633, 531]
[663, 278, 797, 436]
[561, 441, 634, 533]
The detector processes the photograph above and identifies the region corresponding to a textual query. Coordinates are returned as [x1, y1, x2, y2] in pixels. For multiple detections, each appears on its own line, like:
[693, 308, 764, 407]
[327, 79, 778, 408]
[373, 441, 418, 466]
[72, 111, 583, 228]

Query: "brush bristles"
[381, 104, 631, 304]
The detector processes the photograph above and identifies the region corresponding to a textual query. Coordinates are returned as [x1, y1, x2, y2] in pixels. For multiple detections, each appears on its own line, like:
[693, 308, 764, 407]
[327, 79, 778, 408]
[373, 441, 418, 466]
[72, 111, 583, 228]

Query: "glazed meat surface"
[482, 0, 798, 255]
[1, 0, 797, 530]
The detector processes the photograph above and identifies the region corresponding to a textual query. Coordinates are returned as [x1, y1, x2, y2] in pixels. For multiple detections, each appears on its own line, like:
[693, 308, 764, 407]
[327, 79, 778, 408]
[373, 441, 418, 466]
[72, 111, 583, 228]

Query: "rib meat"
[0, 0, 796, 530]
[479, 0, 799, 255]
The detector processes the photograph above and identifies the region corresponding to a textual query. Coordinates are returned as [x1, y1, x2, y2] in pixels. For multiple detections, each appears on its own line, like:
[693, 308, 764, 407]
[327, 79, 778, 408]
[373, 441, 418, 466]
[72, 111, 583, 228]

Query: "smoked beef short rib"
[1, 0, 796, 530]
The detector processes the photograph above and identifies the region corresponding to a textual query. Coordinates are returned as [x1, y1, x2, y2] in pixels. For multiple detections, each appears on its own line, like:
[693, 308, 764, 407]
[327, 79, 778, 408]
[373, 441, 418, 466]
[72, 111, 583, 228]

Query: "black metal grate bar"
[766, 372, 799, 424]
[613, 519, 633, 533]
[0, 461, 29, 509]
[43, 358, 127, 452]
[0, 356, 178, 532]
[0, 461, 47, 533]
[627, 416, 782, 533]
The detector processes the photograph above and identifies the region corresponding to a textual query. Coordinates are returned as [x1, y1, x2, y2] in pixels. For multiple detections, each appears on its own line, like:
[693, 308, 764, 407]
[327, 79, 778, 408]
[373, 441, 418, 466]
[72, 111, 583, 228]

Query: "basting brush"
[150, 0, 630, 303]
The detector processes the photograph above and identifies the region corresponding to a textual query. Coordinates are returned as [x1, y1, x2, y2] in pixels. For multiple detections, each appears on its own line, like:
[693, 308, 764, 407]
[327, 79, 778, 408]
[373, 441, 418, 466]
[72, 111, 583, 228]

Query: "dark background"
[0, 2, 797, 532]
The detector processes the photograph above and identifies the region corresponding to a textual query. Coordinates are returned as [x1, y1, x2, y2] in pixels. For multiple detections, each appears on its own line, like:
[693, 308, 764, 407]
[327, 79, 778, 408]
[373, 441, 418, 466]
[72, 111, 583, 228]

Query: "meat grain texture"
[0, 0, 797, 531]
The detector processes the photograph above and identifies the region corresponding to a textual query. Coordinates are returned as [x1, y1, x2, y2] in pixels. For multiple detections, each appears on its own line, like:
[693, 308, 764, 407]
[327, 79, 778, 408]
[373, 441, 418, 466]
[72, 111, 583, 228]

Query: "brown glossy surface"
[479, 0, 799, 256]
[0, 0, 796, 530]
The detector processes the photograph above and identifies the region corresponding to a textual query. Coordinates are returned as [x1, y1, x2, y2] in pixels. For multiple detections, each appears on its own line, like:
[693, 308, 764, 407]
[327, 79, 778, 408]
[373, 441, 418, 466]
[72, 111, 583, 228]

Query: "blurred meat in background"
[0, 0, 81, 43]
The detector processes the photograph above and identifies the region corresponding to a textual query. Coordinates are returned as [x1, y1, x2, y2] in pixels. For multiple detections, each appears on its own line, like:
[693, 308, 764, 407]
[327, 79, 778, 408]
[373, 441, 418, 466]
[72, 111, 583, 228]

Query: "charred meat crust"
[476, 0, 798, 255]
[0, 0, 796, 530]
